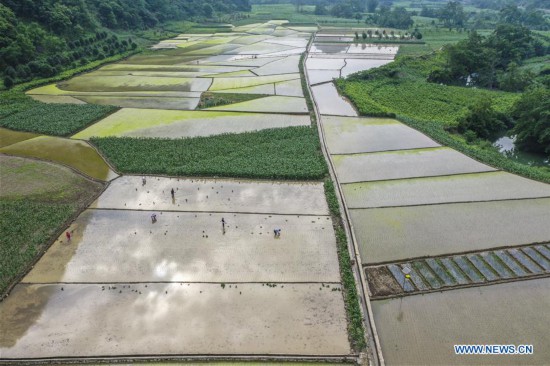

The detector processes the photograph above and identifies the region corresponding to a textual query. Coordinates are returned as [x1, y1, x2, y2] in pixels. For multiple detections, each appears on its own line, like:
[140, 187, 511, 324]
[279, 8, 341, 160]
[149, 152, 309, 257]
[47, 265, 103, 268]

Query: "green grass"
[197, 92, 267, 109]
[91, 126, 328, 180]
[336, 54, 520, 126]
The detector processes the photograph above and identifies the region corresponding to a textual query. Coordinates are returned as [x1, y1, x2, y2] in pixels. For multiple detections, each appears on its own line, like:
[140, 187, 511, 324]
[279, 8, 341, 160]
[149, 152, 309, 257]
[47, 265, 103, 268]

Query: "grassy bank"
[91, 126, 327, 180]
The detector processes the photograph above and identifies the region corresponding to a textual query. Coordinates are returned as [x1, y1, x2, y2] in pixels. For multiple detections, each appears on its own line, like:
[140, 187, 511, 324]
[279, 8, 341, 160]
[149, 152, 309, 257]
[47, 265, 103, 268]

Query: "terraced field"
[1, 22, 359, 363]
[306, 31, 550, 365]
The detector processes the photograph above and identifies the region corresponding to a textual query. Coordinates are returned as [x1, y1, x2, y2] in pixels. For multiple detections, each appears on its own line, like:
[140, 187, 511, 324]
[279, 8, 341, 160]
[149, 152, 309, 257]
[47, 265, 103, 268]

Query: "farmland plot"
[0, 136, 118, 181]
[372, 279, 550, 365]
[342, 171, 550, 209]
[351, 198, 550, 263]
[73, 109, 310, 139]
[322, 116, 440, 154]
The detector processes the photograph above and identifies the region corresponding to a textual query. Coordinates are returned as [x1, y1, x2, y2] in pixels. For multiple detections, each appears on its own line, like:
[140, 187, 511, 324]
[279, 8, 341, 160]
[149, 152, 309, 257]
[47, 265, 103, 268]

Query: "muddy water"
[311, 83, 357, 117]
[332, 147, 495, 183]
[343, 171, 550, 209]
[23, 210, 339, 283]
[0, 136, 118, 181]
[322, 116, 440, 154]
[351, 198, 550, 263]
[0, 283, 350, 358]
[92, 176, 329, 215]
[372, 278, 550, 365]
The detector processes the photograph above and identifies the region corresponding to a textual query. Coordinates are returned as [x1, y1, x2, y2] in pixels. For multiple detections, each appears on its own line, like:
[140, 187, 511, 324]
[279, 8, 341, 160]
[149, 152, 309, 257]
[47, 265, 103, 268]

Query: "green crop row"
[0, 200, 76, 295]
[91, 126, 328, 180]
[0, 103, 116, 136]
[324, 178, 366, 352]
[336, 226, 367, 351]
[197, 92, 266, 109]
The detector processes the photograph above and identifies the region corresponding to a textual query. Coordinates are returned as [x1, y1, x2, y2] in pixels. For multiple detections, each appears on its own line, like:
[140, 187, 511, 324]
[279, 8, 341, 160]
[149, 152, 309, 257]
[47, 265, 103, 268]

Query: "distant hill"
[0, 0, 251, 87]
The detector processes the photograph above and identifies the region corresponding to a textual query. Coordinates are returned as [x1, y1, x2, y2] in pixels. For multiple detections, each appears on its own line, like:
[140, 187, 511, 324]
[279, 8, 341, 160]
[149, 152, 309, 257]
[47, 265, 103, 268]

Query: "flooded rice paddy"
[0, 283, 349, 358]
[351, 198, 550, 263]
[306, 34, 550, 365]
[372, 278, 550, 365]
[332, 147, 496, 183]
[311, 83, 356, 116]
[92, 176, 329, 215]
[23, 210, 339, 283]
[27, 25, 313, 137]
[342, 171, 550, 208]
[72, 109, 310, 139]
[0, 127, 39, 148]
[322, 116, 440, 154]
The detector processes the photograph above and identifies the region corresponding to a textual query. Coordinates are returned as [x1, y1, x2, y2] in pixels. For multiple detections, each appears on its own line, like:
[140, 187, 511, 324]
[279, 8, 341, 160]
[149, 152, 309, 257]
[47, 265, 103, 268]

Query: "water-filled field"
[0, 283, 349, 358]
[311, 83, 357, 116]
[332, 147, 496, 183]
[72, 109, 310, 139]
[322, 116, 440, 154]
[352, 198, 550, 263]
[372, 278, 550, 365]
[342, 171, 550, 209]
[92, 176, 329, 215]
[23, 209, 338, 283]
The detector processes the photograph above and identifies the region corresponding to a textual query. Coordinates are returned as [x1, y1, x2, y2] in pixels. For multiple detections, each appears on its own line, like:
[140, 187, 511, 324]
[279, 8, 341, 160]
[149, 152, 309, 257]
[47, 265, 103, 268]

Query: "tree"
[4, 75, 14, 88]
[362, 31, 367, 40]
[497, 62, 534, 92]
[439, 1, 466, 30]
[512, 88, 550, 155]
[367, 0, 379, 13]
[457, 97, 506, 139]
[202, 4, 214, 18]
[314, 4, 327, 15]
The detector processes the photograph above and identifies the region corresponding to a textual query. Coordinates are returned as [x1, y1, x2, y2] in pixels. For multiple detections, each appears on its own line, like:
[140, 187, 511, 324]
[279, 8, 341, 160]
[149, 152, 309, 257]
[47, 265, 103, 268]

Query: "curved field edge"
[335, 56, 550, 184]
[0, 157, 104, 296]
[90, 126, 328, 181]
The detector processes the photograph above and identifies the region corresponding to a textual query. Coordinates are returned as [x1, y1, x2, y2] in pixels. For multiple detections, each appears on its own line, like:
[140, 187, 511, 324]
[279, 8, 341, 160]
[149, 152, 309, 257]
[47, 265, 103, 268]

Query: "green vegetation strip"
[324, 179, 366, 351]
[0, 103, 116, 136]
[91, 127, 327, 180]
[0, 200, 75, 294]
[197, 92, 267, 109]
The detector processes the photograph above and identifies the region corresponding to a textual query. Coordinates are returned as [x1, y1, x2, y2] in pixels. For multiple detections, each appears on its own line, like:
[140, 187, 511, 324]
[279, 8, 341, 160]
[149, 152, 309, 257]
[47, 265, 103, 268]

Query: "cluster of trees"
[1, 0, 251, 88]
[421, 2, 549, 31]
[429, 24, 548, 91]
[458, 88, 549, 156]
[367, 6, 414, 29]
[498, 4, 549, 31]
